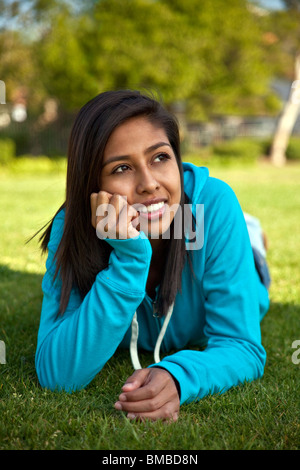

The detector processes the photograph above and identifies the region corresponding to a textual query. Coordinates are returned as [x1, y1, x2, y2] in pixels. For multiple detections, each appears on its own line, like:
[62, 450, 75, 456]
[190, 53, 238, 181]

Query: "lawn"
[0, 156, 299, 450]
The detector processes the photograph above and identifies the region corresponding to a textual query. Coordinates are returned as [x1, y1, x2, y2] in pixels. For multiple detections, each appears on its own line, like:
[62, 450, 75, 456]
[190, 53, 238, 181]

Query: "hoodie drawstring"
[130, 303, 174, 370]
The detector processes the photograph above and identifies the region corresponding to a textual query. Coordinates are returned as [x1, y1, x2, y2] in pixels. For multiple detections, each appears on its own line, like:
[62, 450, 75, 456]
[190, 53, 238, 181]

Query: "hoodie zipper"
[152, 299, 160, 318]
[151, 294, 169, 355]
[144, 291, 163, 348]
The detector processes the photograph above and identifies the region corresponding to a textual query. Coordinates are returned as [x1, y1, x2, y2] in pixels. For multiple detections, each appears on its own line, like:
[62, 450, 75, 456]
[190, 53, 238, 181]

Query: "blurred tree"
[0, 0, 88, 112]
[0, 29, 45, 113]
[260, 1, 300, 166]
[89, 0, 272, 118]
[91, 0, 205, 105]
[161, 0, 274, 118]
[35, 10, 99, 110]
[0, 0, 283, 119]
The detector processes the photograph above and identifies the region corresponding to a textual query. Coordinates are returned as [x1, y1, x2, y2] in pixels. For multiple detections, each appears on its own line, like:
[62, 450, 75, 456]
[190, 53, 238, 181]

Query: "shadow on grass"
[1, 263, 300, 396]
[0, 264, 43, 388]
[261, 300, 300, 371]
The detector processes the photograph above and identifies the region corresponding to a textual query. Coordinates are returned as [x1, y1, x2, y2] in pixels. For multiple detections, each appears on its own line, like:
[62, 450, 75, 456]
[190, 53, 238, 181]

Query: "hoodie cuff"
[99, 231, 152, 295]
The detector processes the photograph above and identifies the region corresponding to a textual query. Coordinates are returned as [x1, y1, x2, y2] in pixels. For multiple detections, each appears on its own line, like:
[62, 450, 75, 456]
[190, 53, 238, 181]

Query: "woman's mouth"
[138, 201, 166, 220]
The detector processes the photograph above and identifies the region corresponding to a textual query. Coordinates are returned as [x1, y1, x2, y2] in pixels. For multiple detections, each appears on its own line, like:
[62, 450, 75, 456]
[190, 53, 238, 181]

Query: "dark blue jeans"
[252, 247, 271, 290]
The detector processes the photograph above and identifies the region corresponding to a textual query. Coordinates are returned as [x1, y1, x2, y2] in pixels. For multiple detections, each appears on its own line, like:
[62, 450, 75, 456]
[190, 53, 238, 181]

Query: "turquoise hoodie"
[35, 163, 269, 404]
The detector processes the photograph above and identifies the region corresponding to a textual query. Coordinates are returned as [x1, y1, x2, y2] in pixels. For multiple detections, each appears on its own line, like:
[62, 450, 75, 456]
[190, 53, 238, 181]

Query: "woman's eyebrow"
[102, 141, 171, 167]
[102, 155, 131, 168]
[145, 141, 171, 153]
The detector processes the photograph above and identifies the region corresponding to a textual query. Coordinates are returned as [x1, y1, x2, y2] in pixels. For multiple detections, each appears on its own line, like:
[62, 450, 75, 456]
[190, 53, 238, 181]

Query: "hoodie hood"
[182, 162, 209, 205]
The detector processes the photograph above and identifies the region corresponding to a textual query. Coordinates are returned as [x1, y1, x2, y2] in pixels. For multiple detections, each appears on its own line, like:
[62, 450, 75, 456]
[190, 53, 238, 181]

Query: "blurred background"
[0, 0, 300, 167]
[1, 1, 300, 450]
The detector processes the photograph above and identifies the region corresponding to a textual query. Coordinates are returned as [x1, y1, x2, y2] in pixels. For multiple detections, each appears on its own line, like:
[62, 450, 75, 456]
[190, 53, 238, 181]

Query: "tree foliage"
[259, 8, 300, 81]
[264, 0, 300, 165]
[0, 0, 298, 118]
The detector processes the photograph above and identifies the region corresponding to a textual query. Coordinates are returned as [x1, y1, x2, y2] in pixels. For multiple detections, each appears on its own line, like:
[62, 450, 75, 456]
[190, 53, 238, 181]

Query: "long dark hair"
[38, 90, 188, 316]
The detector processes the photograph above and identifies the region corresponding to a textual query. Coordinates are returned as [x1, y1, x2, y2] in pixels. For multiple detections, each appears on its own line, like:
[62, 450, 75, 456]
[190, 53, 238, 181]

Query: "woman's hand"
[90, 191, 140, 239]
[114, 368, 180, 422]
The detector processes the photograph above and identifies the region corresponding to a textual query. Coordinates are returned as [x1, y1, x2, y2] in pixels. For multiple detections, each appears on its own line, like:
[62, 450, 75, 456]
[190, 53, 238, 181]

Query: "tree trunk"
[270, 54, 300, 167]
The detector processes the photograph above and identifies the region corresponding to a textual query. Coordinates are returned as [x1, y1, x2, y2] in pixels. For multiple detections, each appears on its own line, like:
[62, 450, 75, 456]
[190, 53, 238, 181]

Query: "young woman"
[35, 90, 270, 422]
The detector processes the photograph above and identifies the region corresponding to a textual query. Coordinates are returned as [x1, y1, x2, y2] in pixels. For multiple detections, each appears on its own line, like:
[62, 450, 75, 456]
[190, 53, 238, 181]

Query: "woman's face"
[99, 116, 181, 239]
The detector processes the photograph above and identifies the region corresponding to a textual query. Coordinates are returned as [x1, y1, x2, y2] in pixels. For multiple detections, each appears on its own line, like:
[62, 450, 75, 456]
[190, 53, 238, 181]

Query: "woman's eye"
[113, 164, 130, 174]
[153, 153, 170, 163]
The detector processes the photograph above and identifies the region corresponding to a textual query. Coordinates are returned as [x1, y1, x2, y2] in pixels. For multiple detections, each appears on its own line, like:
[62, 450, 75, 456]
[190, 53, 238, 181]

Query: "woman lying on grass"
[35, 90, 270, 422]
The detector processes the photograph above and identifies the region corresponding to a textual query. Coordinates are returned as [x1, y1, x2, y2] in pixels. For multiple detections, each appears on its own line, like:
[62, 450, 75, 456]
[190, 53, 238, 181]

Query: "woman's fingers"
[114, 368, 180, 422]
[105, 193, 126, 237]
[90, 192, 98, 228]
[90, 191, 139, 239]
[90, 191, 112, 228]
[121, 369, 150, 392]
[127, 409, 179, 423]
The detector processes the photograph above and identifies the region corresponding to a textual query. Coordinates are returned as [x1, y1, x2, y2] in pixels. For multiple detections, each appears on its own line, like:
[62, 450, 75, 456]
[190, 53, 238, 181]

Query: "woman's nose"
[136, 167, 160, 194]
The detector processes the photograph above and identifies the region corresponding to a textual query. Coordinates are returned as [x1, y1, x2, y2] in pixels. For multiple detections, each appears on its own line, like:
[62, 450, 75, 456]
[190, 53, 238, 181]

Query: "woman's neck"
[146, 238, 168, 299]
[149, 237, 168, 266]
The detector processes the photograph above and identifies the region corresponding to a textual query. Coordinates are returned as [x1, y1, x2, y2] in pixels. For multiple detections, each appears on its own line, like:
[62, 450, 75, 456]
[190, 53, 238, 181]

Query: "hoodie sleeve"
[35, 211, 152, 392]
[150, 179, 267, 405]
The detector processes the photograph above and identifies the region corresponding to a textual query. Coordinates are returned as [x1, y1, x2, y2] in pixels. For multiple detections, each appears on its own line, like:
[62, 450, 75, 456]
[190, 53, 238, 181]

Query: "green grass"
[0, 157, 299, 450]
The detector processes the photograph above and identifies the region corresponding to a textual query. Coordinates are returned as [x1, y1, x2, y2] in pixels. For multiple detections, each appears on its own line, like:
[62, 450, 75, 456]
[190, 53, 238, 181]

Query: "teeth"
[140, 201, 165, 213]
